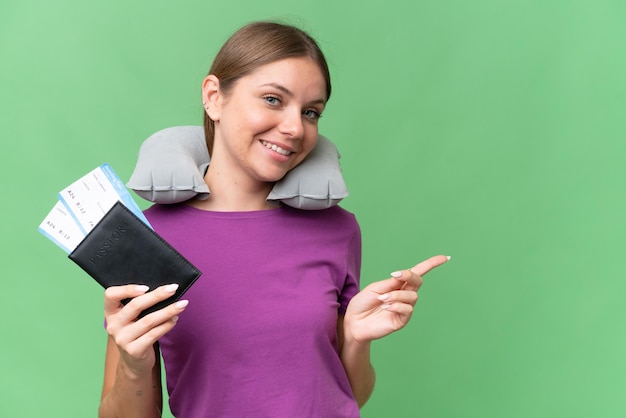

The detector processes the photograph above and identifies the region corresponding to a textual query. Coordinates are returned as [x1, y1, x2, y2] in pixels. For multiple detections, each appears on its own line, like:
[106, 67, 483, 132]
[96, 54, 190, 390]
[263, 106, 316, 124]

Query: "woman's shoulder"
[281, 204, 360, 231]
[143, 202, 191, 224]
[144, 202, 179, 216]
[282, 203, 355, 217]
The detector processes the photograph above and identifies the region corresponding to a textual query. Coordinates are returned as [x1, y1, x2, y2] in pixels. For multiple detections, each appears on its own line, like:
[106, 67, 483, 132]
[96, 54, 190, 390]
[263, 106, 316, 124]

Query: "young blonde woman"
[99, 21, 448, 418]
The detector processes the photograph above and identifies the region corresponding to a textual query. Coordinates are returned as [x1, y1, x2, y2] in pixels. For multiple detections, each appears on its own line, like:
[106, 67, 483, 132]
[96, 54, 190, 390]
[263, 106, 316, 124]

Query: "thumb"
[104, 284, 150, 313]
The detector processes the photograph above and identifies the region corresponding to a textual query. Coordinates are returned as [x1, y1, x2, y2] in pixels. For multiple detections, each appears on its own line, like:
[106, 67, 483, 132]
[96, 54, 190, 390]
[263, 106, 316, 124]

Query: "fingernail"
[378, 294, 390, 301]
[136, 285, 149, 293]
[175, 300, 189, 309]
[391, 271, 402, 278]
[172, 316, 179, 323]
[382, 303, 393, 310]
[165, 284, 179, 293]
[446, 256, 452, 261]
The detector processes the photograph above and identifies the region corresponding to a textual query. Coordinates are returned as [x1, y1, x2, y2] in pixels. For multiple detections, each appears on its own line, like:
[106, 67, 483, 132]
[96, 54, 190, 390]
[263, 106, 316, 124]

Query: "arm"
[337, 315, 376, 408]
[99, 337, 162, 418]
[98, 284, 189, 418]
[341, 255, 450, 407]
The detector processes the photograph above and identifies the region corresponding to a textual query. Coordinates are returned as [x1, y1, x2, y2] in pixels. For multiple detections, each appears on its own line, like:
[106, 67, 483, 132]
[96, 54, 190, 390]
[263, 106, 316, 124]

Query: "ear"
[201, 75, 222, 121]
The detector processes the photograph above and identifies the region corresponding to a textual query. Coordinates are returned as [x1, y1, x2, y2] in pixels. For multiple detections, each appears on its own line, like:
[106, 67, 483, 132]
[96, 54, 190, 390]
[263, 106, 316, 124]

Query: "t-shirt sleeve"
[338, 221, 362, 314]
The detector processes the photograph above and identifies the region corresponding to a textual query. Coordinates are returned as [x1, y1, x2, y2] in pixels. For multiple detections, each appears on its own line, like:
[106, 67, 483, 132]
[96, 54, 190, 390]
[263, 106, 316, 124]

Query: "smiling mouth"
[261, 140, 293, 156]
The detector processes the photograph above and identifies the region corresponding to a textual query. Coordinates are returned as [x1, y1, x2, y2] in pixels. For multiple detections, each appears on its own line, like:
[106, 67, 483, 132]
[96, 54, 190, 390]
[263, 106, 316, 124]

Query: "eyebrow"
[261, 83, 326, 105]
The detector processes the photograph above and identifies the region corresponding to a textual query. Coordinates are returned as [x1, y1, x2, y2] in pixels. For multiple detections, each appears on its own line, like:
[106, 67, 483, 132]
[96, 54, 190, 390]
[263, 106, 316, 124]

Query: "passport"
[69, 201, 201, 317]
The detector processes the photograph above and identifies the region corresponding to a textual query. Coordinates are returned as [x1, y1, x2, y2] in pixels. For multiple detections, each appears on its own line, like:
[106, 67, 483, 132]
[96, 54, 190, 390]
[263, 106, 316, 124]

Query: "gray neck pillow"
[127, 126, 349, 210]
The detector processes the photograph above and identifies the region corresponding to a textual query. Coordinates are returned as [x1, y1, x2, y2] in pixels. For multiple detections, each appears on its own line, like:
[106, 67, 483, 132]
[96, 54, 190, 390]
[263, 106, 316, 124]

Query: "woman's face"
[204, 57, 327, 186]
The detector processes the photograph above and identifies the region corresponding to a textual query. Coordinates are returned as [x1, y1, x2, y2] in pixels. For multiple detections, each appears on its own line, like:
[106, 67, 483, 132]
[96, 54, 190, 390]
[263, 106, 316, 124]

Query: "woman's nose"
[278, 108, 304, 139]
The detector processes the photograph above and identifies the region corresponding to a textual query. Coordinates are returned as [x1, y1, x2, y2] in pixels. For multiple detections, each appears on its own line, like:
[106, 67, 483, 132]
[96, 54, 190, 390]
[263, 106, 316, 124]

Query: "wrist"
[342, 319, 372, 352]
[118, 358, 149, 382]
[342, 313, 373, 346]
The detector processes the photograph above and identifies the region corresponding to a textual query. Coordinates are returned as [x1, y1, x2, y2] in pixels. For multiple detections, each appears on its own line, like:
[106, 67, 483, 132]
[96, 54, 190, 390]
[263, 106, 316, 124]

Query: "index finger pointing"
[408, 255, 451, 277]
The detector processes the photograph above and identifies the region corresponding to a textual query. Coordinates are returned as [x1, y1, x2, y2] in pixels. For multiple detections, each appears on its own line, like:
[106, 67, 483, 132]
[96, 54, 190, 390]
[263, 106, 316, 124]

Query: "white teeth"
[261, 140, 292, 156]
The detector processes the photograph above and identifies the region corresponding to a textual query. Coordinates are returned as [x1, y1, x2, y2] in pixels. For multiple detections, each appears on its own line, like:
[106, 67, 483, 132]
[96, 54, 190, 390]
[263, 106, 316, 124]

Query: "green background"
[2, 0, 625, 417]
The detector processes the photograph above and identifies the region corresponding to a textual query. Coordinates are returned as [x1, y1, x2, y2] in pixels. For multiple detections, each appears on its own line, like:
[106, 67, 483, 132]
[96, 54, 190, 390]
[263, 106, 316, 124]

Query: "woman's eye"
[263, 95, 281, 106]
[303, 109, 322, 121]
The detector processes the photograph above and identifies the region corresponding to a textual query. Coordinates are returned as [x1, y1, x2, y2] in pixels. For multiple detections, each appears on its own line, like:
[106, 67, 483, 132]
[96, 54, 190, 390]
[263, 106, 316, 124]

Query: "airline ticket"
[39, 163, 151, 253]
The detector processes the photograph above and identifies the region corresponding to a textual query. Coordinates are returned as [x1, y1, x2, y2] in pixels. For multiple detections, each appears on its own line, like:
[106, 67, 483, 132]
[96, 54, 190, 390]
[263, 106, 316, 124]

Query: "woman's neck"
[188, 164, 277, 212]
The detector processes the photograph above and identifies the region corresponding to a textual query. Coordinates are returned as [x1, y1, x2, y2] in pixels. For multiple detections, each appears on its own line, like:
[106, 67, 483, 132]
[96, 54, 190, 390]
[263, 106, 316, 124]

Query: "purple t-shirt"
[144, 203, 362, 417]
